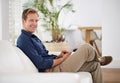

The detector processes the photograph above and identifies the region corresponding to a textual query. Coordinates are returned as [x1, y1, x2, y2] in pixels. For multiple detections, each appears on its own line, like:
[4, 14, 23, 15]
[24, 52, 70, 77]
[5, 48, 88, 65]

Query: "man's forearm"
[52, 58, 64, 67]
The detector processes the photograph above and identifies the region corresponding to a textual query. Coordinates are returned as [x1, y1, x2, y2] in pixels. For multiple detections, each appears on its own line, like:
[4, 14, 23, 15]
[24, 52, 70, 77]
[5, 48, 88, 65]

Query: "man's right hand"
[56, 50, 71, 59]
[60, 50, 71, 60]
[52, 50, 71, 67]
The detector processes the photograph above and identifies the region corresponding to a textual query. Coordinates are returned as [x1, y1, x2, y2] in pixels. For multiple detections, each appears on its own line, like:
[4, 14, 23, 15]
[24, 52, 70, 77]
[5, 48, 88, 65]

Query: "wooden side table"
[78, 26, 102, 43]
[78, 26, 102, 57]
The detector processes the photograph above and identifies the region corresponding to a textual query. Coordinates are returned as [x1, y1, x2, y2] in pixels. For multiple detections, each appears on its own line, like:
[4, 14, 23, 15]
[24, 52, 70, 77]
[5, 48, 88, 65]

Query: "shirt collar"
[21, 29, 33, 37]
[21, 29, 37, 38]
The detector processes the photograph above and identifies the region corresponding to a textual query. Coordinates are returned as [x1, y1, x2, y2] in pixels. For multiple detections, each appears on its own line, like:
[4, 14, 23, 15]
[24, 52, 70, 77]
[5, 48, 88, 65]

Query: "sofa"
[0, 40, 93, 83]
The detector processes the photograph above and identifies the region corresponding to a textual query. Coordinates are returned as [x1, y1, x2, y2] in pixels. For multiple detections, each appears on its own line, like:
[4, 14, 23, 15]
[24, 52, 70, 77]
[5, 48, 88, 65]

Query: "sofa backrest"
[14, 46, 38, 73]
[0, 40, 38, 74]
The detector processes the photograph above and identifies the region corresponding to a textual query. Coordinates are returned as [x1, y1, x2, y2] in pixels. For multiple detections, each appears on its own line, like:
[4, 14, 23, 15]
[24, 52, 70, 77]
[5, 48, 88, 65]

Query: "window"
[9, 0, 28, 44]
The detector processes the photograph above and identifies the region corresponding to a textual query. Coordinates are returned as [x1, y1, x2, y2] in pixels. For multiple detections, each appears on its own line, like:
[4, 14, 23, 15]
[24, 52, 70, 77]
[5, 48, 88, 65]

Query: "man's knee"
[81, 43, 93, 49]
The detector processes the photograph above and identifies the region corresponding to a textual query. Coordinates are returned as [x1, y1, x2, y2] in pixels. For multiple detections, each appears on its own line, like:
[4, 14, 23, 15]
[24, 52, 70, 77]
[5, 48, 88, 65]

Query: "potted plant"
[23, 0, 75, 42]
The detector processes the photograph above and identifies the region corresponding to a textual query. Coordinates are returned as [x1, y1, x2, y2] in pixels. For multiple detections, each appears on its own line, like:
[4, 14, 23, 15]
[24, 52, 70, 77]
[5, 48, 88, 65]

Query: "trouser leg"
[79, 61, 103, 83]
[50, 43, 103, 83]
[60, 43, 100, 72]
[91, 63, 103, 83]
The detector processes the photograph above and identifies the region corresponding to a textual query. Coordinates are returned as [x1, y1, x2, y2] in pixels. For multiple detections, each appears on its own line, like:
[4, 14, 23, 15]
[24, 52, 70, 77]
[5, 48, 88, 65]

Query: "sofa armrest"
[77, 72, 93, 83]
[0, 73, 80, 83]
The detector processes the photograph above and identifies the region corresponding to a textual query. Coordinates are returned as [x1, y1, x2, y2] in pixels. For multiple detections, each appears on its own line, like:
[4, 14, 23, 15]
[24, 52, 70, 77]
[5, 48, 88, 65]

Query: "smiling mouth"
[31, 25, 37, 29]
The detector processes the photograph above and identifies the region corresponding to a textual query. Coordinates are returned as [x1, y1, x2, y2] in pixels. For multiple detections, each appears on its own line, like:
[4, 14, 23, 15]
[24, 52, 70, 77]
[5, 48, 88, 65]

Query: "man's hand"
[56, 50, 71, 59]
[52, 50, 72, 67]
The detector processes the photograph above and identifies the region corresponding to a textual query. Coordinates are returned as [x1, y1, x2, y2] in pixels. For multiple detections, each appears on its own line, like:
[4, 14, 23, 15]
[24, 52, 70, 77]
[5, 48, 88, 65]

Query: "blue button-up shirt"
[17, 30, 56, 72]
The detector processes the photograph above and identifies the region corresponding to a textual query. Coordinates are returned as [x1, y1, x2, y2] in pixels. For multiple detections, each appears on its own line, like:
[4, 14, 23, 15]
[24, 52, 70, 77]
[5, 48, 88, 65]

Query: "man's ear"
[22, 18, 25, 24]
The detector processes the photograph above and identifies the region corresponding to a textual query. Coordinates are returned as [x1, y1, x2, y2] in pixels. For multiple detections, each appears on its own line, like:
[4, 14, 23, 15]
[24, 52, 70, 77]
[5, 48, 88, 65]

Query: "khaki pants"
[50, 44, 103, 83]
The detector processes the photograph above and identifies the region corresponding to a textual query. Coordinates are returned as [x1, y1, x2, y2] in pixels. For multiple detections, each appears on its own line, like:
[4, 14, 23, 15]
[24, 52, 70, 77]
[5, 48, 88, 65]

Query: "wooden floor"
[102, 68, 120, 83]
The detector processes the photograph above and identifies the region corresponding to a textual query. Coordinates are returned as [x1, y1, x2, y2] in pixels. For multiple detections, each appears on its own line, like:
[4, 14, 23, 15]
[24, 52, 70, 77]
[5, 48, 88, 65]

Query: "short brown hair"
[22, 8, 39, 20]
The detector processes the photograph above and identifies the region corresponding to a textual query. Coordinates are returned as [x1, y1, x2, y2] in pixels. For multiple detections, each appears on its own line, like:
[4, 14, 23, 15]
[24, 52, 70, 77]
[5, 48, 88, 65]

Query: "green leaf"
[49, 0, 53, 6]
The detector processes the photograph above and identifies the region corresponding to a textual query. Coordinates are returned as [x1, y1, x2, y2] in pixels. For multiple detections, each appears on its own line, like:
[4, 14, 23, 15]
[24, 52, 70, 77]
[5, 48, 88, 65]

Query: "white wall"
[102, 0, 120, 59]
[61, 0, 102, 27]
[1, 0, 9, 40]
[0, 0, 2, 40]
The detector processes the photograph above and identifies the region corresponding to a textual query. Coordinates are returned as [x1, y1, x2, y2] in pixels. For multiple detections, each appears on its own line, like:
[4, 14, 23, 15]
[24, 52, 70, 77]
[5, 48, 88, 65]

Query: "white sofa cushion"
[0, 40, 25, 74]
[0, 40, 38, 74]
[14, 46, 38, 73]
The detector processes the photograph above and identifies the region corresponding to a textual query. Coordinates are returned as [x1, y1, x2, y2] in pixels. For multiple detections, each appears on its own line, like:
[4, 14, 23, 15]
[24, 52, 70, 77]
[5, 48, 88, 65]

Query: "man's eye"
[36, 20, 38, 22]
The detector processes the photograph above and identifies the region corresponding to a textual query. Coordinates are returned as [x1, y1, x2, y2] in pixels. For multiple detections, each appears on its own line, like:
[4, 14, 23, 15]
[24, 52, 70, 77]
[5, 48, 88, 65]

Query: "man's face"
[22, 13, 39, 33]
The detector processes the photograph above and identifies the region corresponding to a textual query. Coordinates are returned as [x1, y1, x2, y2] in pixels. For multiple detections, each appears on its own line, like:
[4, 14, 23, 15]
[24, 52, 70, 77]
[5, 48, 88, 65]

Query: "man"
[17, 8, 105, 83]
